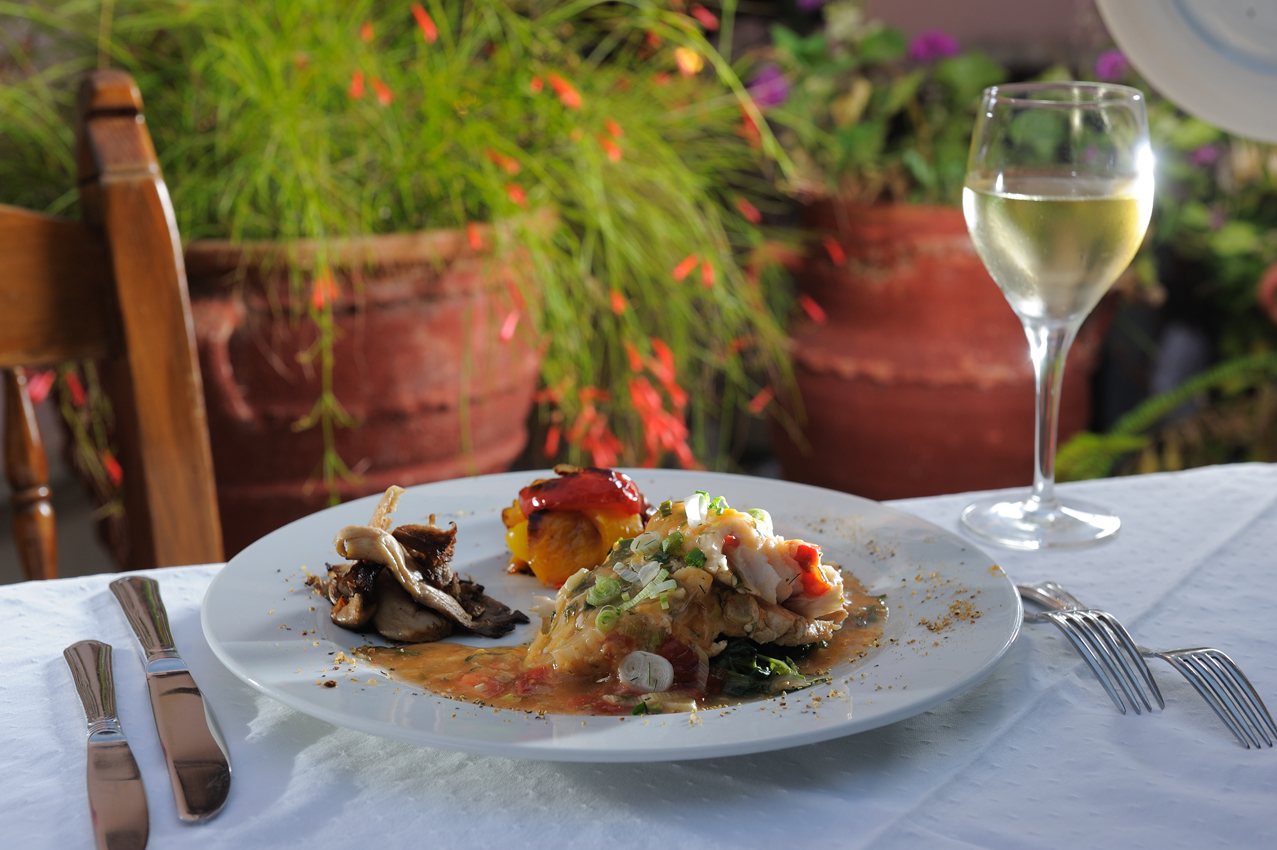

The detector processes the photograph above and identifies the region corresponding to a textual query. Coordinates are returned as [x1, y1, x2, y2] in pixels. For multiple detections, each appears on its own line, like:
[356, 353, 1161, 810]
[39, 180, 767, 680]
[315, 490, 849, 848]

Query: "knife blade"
[63, 640, 150, 850]
[110, 576, 231, 822]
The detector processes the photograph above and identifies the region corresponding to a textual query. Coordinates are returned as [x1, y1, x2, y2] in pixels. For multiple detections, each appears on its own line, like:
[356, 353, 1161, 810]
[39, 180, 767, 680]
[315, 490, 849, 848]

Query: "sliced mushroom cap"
[392, 522, 458, 591]
[324, 561, 381, 629]
[331, 592, 377, 629]
[372, 571, 453, 642]
[334, 524, 482, 630]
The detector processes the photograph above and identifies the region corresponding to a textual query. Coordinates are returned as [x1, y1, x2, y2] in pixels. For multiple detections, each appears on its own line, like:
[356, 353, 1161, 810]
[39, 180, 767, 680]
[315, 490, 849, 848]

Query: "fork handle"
[1018, 581, 1087, 611]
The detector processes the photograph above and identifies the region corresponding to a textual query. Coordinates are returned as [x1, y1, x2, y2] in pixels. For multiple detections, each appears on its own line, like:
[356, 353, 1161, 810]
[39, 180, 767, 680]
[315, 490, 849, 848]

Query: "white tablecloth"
[5, 464, 1276, 849]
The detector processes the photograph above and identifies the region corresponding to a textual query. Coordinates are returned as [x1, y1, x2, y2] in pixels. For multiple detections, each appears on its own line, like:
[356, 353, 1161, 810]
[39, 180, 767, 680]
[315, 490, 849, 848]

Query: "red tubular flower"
[411, 3, 439, 44]
[371, 77, 393, 105]
[310, 270, 340, 309]
[609, 289, 627, 314]
[529, 76, 543, 94]
[547, 73, 582, 109]
[653, 72, 671, 86]
[486, 149, 521, 175]
[466, 222, 483, 251]
[100, 451, 123, 487]
[64, 371, 85, 407]
[543, 424, 561, 458]
[700, 261, 715, 288]
[505, 183, 527, 206]
[729, 335, 754, 354]
[498, 310, 519, 342]
[598, 134, 622, 162]
[671, 254, 700, 281]
[360, 20, 374, 42]
[623, 340, 644, 372]
[605, 119, 624, 139]
[348, 70, 365, 99]
[25, 370, 55, 405]
[798, 294, 827, 324]
[823, 236, 846, 266]
[646, 31, 662, 49]
[748, 386, 775, 415]
[673, 47, 703, 77]
[734, 196, 762, 224]
[690, 5, 719, 30]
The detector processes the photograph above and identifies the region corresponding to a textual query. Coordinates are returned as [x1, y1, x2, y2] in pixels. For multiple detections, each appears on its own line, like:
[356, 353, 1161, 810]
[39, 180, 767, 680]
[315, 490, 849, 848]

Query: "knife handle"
[110, 576, 181, 664]
[63, 640, 121, 734]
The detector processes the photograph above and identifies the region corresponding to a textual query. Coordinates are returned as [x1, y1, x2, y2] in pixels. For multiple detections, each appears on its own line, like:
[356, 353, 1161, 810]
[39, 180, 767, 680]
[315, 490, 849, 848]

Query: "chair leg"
[3, 368, 58, 580]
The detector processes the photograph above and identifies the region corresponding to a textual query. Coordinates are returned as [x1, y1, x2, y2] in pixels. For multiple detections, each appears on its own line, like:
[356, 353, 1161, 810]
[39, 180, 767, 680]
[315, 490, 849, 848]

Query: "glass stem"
[1024, 320, 1079, 510]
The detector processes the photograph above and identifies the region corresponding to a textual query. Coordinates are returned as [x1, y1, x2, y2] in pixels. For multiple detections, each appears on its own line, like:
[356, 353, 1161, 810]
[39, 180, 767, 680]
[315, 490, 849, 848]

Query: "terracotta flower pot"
[772, 200, 1110, 501]
[185, 225, 540, 556]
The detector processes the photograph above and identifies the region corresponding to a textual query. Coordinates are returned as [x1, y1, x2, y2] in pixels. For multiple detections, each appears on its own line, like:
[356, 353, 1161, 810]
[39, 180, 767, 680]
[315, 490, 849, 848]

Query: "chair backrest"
[0, 69, 222, 579]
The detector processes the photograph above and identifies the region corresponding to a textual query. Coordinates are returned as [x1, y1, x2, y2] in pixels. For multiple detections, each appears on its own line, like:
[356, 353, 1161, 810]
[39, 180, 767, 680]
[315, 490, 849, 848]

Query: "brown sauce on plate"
[356, 575, 885, 716]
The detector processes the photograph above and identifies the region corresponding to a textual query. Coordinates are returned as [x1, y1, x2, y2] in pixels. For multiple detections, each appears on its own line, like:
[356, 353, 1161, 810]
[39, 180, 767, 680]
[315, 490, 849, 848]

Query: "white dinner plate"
[202, 469, 1020, 762]
[1097, 0, 1277, 143]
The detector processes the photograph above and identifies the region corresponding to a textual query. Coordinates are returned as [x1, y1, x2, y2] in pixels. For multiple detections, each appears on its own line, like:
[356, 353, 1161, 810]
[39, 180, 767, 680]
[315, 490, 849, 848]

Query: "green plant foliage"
[1057, 352, 1277, 480]
[0, 0, 798, 490]
[758, 0, 1004, 204]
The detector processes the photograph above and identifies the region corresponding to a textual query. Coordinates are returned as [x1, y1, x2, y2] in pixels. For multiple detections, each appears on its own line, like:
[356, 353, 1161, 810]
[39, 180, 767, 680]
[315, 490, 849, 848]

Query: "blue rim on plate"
[201, 470, 1020, 762]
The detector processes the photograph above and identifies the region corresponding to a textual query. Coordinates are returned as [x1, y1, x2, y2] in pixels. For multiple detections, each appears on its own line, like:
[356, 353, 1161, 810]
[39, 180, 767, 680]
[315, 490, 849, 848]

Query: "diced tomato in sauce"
[518, 467, 644, 516]
[794, 543, 833, 595]
[722, 534, 739, 553]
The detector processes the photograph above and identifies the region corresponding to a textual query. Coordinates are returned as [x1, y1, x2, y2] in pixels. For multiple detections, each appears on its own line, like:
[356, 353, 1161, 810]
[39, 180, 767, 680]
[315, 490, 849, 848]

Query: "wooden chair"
[0, 69, 222, 579]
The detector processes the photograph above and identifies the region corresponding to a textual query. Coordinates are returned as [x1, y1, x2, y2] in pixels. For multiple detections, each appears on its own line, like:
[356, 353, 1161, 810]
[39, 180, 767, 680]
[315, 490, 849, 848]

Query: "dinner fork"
[1020, 580, 1277, 749]
[1018, 581, 1162, 716]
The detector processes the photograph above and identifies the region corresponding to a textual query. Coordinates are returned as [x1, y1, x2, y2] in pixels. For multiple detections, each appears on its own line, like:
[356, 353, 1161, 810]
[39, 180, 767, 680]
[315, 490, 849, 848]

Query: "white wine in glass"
[960, 83, 1154, 549]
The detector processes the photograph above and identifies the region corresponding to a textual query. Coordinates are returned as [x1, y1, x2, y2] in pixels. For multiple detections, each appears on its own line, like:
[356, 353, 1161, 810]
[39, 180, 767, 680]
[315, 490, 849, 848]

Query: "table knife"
[63, 640, 149, 850]
[110, 576, 231, 822]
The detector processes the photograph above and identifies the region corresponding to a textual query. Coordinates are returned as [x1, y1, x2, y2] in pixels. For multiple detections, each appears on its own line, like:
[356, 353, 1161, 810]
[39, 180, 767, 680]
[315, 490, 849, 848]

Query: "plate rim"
[201, 469, 1021, 762]
[1097, 0, 1277, 143]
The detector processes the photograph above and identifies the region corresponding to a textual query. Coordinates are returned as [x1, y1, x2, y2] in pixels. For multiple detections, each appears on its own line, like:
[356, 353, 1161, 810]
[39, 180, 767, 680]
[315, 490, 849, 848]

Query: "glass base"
[960, 493, 1120, 550]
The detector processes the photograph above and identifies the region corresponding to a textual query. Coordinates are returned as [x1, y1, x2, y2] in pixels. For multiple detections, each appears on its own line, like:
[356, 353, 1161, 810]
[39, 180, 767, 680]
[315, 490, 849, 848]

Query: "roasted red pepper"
[518, 467, 644, 516]
[794, 542, 832, 595]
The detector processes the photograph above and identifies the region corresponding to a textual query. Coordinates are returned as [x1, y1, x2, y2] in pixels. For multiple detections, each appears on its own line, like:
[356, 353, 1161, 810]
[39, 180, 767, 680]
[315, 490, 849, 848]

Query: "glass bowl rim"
[981, 81, 1147, 108]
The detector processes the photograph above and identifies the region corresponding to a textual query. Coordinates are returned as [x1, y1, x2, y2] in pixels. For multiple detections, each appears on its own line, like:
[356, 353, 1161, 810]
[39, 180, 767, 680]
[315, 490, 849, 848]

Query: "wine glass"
[960, 82, 1154, 549]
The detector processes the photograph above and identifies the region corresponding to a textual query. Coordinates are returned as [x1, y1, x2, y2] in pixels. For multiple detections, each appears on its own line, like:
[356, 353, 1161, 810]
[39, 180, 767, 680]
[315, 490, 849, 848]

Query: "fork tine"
[1201, 650, 1277, 740]
[1091, 611, 1164, 710]
[1165, 655, 1255, 749]
[1068, 612, 1146, 714]
[1079, 612, 1155, 713]
[1193, 652, 1273, 747]
[1045, 612, 1128, 714]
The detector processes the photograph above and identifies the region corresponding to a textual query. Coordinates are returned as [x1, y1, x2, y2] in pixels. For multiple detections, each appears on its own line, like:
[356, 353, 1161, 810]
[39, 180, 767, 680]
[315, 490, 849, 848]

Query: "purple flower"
[1188, 144, 1220, 166]
[1095, 49, 1130, 81]
[748, 64, 790, 108]
[796, 0, 828, 10]
[908, 30, 959, 63]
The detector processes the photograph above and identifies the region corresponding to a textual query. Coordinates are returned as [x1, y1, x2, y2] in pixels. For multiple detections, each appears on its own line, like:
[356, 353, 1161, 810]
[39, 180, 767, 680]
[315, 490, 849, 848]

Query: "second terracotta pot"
[772, 201, 1110, 501]
[186, 225, 540, 556]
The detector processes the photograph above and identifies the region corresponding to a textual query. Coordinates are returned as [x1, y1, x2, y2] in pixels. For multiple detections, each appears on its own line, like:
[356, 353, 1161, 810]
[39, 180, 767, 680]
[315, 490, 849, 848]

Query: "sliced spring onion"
[709, 495, 728, 513]
[658, 500, 673, 517]
[651, 578, 678, 593]
[585, 576, 621, 607]
[633, 531, 663, 556]
[615, 563, 640, 583]
[746, 508, 773, 537]
[619, 650, 674, 693]
[636, 560, 662, 587]
[661, 531, 684, 556]
[659, 593, 670, 610]
[594, 605, 620, 633]
[562, 568, 590, 593]
[684, 492, 709, 526]
[619, 569, 670, 611]
[685, 547, 707, 567]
